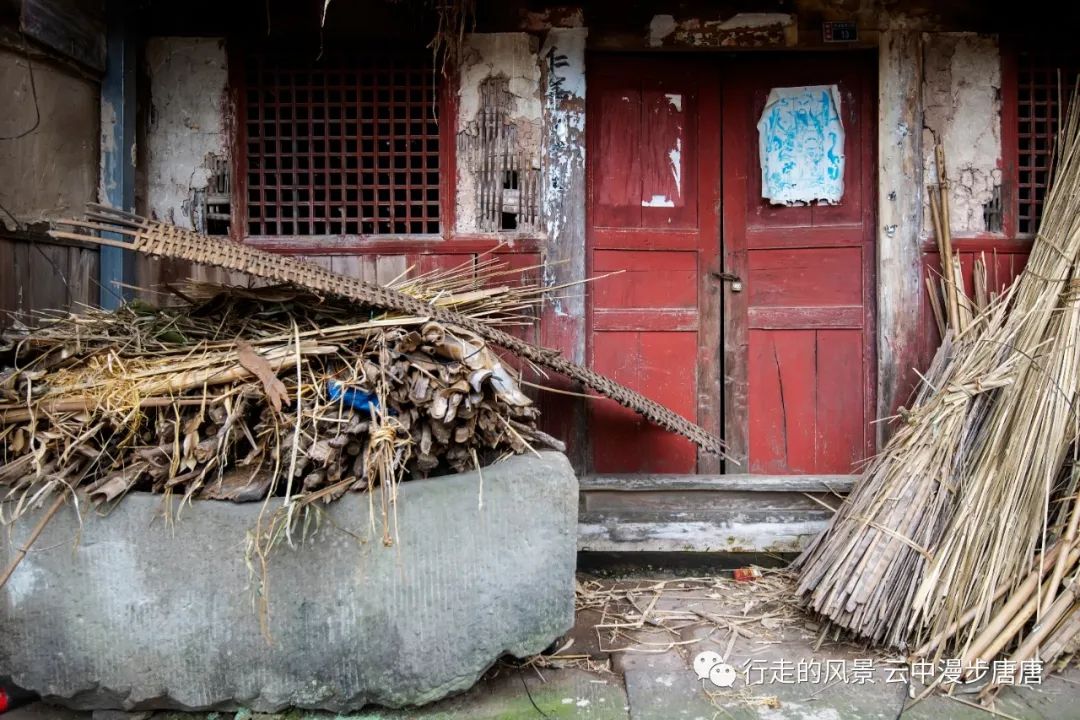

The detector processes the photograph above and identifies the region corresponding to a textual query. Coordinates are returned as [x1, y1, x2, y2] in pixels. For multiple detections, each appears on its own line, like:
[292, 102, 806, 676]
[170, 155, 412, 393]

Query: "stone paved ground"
[8, 572, 1080, 720]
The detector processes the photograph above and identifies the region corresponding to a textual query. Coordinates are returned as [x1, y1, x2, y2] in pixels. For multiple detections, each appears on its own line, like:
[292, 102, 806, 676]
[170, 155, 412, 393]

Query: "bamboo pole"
[935, 141, 963, 333]
[962, 545, 1080, 666]
[1044, 482, 1080, 615]
[915, 541, 1067, 659]
[1009, 580, 1078, 664]
[928, 189, 959, 332]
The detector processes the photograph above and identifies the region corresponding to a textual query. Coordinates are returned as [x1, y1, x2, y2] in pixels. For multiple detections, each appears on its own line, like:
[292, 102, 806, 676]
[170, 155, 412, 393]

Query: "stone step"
[578, 473, 856, 553]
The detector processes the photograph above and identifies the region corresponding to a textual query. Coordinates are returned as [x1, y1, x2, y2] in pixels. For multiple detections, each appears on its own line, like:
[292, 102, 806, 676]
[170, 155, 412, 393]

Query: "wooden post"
[539, 28, 589, 471]
[98, 0, 136, 310]
[876, 30, 924, 445]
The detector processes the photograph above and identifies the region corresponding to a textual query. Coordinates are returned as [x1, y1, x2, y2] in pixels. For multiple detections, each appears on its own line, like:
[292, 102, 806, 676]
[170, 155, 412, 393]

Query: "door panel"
[587, 56, 720, 474]
[723, 54, 876, 474]
[747, 328, 864, 473]
[594, 85, 643, 228]
[591, 331, 699, 473]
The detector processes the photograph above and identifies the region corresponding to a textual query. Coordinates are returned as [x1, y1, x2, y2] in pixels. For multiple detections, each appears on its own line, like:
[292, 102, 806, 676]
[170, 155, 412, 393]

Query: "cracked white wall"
[455, 33, 544, 235]
[921, 33, 1002, 235]
[146, 37, 229, 230]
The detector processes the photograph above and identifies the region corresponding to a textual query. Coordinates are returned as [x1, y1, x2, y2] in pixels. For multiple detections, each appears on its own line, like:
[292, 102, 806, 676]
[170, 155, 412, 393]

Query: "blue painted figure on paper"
[757, 85, 845, 205]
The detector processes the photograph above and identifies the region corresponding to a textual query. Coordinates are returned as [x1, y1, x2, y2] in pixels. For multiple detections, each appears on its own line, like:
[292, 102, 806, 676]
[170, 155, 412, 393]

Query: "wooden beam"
[578, 517, 830, 553]
[579, 474, 856, 493]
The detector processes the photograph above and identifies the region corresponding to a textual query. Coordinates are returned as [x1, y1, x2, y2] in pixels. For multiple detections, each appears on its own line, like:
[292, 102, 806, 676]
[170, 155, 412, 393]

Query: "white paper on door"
[757, 84, 845, 206]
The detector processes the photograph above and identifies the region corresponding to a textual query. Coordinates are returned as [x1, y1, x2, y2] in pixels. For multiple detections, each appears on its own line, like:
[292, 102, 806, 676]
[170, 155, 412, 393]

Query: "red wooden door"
[586, 56, 722, 474]
[723, 53, 876, 473]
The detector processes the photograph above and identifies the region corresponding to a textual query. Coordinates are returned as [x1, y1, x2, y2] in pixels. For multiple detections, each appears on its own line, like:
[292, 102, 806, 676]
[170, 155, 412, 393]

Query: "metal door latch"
[710, 271, 743, 293]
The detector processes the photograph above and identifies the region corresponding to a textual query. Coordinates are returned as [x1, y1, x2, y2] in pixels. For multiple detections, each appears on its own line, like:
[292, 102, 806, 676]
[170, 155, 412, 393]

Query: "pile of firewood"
[0, 264, 561, 543]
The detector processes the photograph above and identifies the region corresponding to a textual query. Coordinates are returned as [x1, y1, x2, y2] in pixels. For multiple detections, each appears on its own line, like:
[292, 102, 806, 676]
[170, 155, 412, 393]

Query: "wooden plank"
[67, 246, 98, 309]
[696, 77, 724, 474]
[721, 66, 752, 467]
[748, 330, 817, 473]
[588, 227, 700, 251]
[578, 511, 830, 553]
[745, 225, 865, 249]
[247, 236, 538, 254]
[28, 242, 71, 313]
[918, 246, 1028, 372]
[189, 262, 247, 286]
[330, 255, 375, 282]
[494, 251, 542, 289]
[593, 85, 643, 228]
[0, 227, 99, 251]
[583, 490, 837, 515]
[774, 331, 817, 472]
[11, 240, 31, 324]
[590, 330, 698, 473]
[298, 255, 335, 272]
[579, 474, 856, 493]
[375, 255, 408, 285]
[640, 86, 696, 229]
[748, 247, 863, 307]
[0, 238, 17, 329]
[591, 308, 698, 332]
[815, 329, 864, 472]
[592, 248, 698, 272]
[748, 306, 863, 329]
[414, 253, 472, 278]
[592, 250, 697, 310]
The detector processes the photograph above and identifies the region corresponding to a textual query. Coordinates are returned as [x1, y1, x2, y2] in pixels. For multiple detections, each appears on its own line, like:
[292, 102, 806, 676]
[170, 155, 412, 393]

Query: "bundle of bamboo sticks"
[797, 91, 1080, 694]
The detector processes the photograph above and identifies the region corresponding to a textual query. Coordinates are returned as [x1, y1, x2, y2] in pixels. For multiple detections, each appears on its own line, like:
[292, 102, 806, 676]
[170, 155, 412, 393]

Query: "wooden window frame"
[1000, 35, 1080, 243]
[228, 44, 463, 253]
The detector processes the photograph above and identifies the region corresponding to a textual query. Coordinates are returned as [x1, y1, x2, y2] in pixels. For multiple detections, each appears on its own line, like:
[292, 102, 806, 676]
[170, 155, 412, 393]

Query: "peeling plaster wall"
[647, 12, 797, 48]
[145, 37, 228, 230]
[453, 33, 544, 234]
[0, 49, 98, 229]
[455, 33, 544, 235]
[921, 33, 1002, 235]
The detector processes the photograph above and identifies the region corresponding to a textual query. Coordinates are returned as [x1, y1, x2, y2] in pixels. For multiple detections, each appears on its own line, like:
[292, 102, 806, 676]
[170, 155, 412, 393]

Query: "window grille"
[242, 53, 441, 237]
[1015, 49, 1079, 235]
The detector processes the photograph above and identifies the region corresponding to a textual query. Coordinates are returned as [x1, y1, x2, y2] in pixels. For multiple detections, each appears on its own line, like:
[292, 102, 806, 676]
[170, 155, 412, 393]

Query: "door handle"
[710, 271, 743, 292]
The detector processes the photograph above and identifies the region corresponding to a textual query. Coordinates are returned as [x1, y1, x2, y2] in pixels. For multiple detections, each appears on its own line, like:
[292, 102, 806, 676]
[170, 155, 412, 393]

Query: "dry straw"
[798, 88, 1080, 690]
[0, 258, 571, 607]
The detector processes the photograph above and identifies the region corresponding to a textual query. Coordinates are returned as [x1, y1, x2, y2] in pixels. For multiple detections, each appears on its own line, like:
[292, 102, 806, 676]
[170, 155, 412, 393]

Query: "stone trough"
[0, 451, 577, 712]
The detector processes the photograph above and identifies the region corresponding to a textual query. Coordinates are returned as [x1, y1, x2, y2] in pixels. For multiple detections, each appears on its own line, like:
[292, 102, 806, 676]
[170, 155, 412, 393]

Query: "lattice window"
[1016, 49, 1079, 235]
[242, 53, 441, 237]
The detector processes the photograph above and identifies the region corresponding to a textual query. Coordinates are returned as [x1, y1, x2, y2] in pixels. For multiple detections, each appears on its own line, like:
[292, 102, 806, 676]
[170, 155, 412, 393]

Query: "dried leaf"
[236, 340, 289, 412]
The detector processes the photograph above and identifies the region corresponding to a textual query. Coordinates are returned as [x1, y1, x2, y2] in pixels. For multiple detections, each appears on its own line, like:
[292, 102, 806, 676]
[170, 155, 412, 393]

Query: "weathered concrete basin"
[0, 451, 577, 712]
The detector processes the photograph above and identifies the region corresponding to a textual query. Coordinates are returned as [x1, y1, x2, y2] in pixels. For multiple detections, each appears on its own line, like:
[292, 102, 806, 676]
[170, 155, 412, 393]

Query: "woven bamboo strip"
[51, 205, 727, 457]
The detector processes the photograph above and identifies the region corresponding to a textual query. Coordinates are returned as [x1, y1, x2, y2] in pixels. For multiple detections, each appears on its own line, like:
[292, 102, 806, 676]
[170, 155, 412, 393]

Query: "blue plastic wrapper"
[326, 380, 379, 414]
